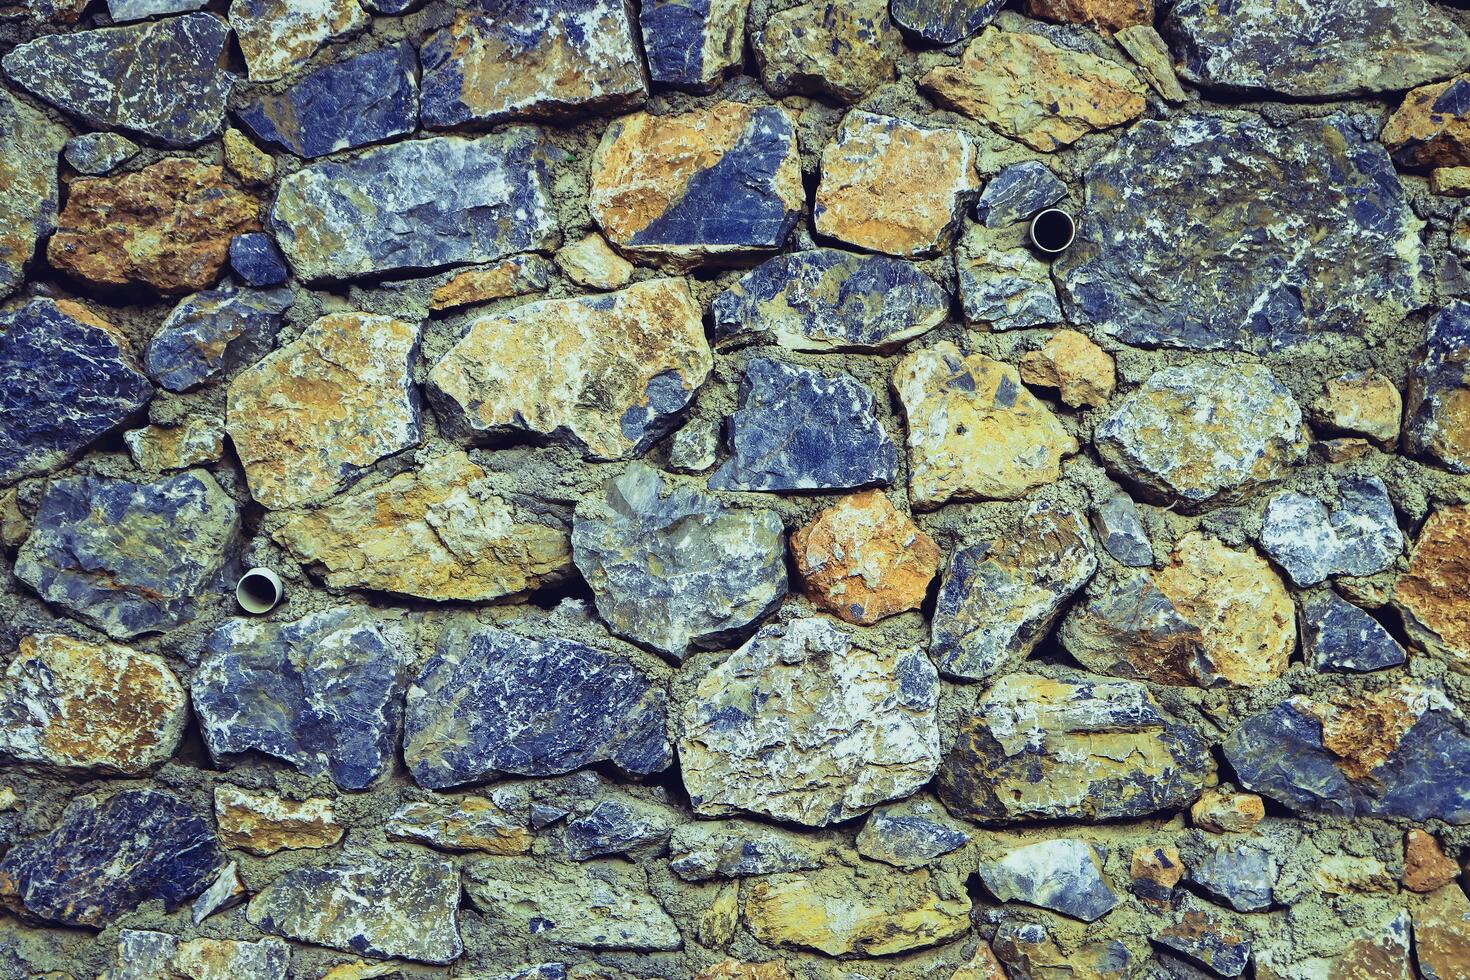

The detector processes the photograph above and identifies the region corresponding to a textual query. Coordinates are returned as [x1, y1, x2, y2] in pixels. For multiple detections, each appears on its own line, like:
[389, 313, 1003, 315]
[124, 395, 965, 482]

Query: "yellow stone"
[229, 0, 367, 82]
[555, 232, 633, 290]
[223, 128, 275, 187]
[1394, 504, 1470, 668]
[124, 419, 224, 472]
[1432, 166, 1470, 196]
[214, 785, 343, 856]
[1311, 371, 1402, 443]
[1018, 329, 1116, 408]
[1382, 75, 1470, 169]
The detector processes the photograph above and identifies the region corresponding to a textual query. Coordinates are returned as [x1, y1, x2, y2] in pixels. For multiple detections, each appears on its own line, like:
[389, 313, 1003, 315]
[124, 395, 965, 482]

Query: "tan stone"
[229, 0, 367, 82]
[950, 943, 1008, 980]
[790, 490, 941, 625]
[892, 341, 1078, 508]
[1394, 504, 1470, 668]
[274, 449, 570, 602]
[384, 795, 533, 854]
[1026, 0, 1152, 33]
[814, 111, 977, 257]
[753, 0, 899, 103]
[555, 232, 633, 290]
[1114, 24, 1188, 101]
[1383, 75, 1470, 169]
[124, 419, 224, 472]
[319, 962, 403, 980]
[694, 961, 796, 980]
[694, 881, 741, 949]
[1191, 790, 1266, 833]
[1433, 166, 1470, 196]
[1311, 371, 1403, 443]
[1018, 329, 1116, 408]
[1130, 844, 1183, 910]
[1404, 830, 1459, 892]
[214, 785, 343, 856]
[427, 255, 549, 311]
[1313, 854, 1396, 895]
[0, 788, 17, 812]
[0, 487, 28, 548]
[223, 128, 275, 187]
[1413, 883, 1470, 979]
[48, 159, 258, 295]
[921, 27, 1147, 152]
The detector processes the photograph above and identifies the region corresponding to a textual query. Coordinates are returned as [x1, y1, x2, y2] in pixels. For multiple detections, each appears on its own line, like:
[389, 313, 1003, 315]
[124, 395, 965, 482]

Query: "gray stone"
[106, 0, 208, 19]
[105, 931, 288, 980]
[854, 798, 970, 869]
[1155, 905, 1252, 977]
[1091, 493, 1154, 567]
[640, 0, 747, 92]
[1257, 477, 1404, 586]
[0, 89, 67, 301]
[667, 819, 827, 881]
[1406, 300, 1470, 473]
[562, 797, 677, 861]
[979, 838, 1120, 922]
[1300, 590, 1407, 672]
[668, 418, 719, 473]
[571, 464, 787, 659]
[1183, 836, 1277, 912]
[891, 0, 1002, 44]
[191, 862, 245, 924]
[63, 133, 138, 175]
[956, 220, 1061, 329]
[975, 161, 1067, 228]
[144, 287, 293, 392]
[15, 471, 238, 640]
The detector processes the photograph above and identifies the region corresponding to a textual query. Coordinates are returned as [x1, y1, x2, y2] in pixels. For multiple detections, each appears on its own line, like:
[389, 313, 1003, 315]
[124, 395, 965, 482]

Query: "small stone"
[228, 233, 289, 288]
[855, 797, 970, 869]
[1311, 371, 1403, 443]
[62, 132, 137, 176]
[192, 862, 246, 924]
[275, 450, 569, 602]
[711, 248, 948, 353]
[271, 129, 558, 282]
[0, 92, 64, 301]
[125, 420, 224, 472]
[427, 255, 554, 311]
[1313, 854, 1397, 896]
[1404, 830, 1458, 892]
[1412, 879, 1470, 979]
[695, 963, 794, 980]
[1406, 301, 1470, 472]
[1300, 590, 1407, 672]
[921, 27, 1147, 152]
[227, 312, 421, 509]
[1155, 907, 1251, 977]
[571, 464, 787, 658]
[420, 0, 646, 128]
[2, 14, 233, 146]
[791, 490, 941, 625]
[1130, 844, 1184, 910]
[936, 672, 1214, 824]
[0, 789, 223, 927]
[403, 625, 671, 789]
[555, 233, 633, 290]
[215, 786, 342, 856]
[237, 43, 417, 159]
[463, 859, 680, 952]
[814, 111, 977, 257]
[222, 128, 275, 186]
[145, 286, 292, 392]
[1185, 836, 1276, 911]
[931, 501, 1097, 681]
[709, 358, 898, 492]
[753, 0, 899, 103]
[1018, 330, 1116, 408]
[743, 865, 970, 957]
[979, 838, 1119, 922]
[0, 299, 152, 483]
[563, 797, 676, 861]
[385, 794, 532, 855]
[247, 848, 462, 964]
[1257, 477, 1404, 587]
[892, 341, 1078, 508]
[1090, 493, 1153, 567]
[890, 0, 1001, 45]
[1164, 0, 1469, 98]
[949, 943, 1008, 980]
[668, 418, 719, 473]
[192, 608, 408, 791]
[668, 819, 826, 881]
[0, 488, 26, 548]
[1382, 75, 1470, 169]
[105, 0, 208, 19]
[1094, 362, 1306, 505]
[1394, 504, 1470, 666]
[428, 278, 709, 461]
[15, 471, 239, 640]
[229, 0, 367, 82]
[955, 220, 1062, 330]
[992, 921, 1134, 980]
[974, 162, 1067, 229]
[1433, 166, 1470, 196]
[104, 931, 288, 980]
[1113, 24, 1187, 101]
[640, 0, 747, 92]
[0, 634, 185, 774]
[1026, 0, 1150, 32]
[590, 103, 802, 267]
[1191, 791, 1265, 834]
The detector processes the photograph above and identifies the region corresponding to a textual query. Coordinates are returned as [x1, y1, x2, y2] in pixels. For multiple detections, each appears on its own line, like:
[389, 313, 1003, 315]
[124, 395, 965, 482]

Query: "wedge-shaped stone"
[1406, 301, 1470, 472]
[1394, 503, 1470, 667]
[1301, 591, 1407, 673]
[668, 820, 827, 881]
[385, 793, 532, 855]
[979, 839, 1119, 921]
[855, 798, 970, 870]
[0, 90, 66, 300]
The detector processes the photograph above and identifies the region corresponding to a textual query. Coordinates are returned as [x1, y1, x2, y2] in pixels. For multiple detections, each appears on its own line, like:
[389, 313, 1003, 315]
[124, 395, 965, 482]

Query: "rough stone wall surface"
[1, 0, 1470, 977]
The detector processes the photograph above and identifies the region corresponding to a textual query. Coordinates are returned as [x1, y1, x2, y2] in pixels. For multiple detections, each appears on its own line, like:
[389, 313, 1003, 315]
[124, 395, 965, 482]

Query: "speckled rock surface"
[1406, 300, 1470, 471]
[0, 89, 65, 301]
[1302, 590, 1408, 673]
[144, 286, 291, 392]
[1256, 476, 1404, 586]
[753, 0, 899, 104]
[228, 0, 366, 82]
[640, 0, 746, 91]
[1394, 503, 1470, 668]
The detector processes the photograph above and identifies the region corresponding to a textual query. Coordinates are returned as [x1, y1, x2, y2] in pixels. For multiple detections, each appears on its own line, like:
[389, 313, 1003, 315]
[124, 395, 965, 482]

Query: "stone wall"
[1, 0, 1469, 977]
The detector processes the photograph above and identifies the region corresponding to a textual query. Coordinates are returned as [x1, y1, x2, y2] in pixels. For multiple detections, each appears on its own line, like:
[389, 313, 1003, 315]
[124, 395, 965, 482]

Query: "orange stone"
[1413, 883, 1470, 979]
[1394, 504, 1470, 668]
[1130, 843, 1184, 910]
[1018, 329, 1117, 408]
[1025, 0, 1153, 33]
[1382, 75, 1470, 169]
[1190, 789, 1266, 834]
[1404, 829, 1459, 892]
[950, 942, 1008, 979]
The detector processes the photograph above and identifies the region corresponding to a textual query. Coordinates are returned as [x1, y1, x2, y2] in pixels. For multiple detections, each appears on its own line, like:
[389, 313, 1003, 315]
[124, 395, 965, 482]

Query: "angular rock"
[922, 27, 1146, 152]
[1155, 907, 1251, 977]
[979, 839, 1119, 922]
[814, 111, 977, 257]
[975, 161, 1067, 229]
[1090, 493, 1153, 567]
[229, 0, 367, 81]
[696, 963, 794, 980]
[791, 490, 941, 626]
[428, 254, 553, 311]
[1131, 845, 1184, 910]
[145, 286, 292, 392]
[192, 608, 408, 790]
[1433, 166, 1470, 196]
[0, 789, 222, 927]
[62, 132, 138, 175]
[1406, 301, 1470, 471]
[855, 798, 969, 869]
[1018, 330, 1116, 408]
[223, 127, 275, 186]
[709, 358, 898, 492]
[272, 129, 558, 282]
[15, 471, 238, 639]
[711, 248, 948, 353]
[892, 341, 1078, 508]
[555, 233, 632, 290]
[668, 819, 825, 881]
[227, 312, 421, 509]
[590, 103, 802, 266]
[1386, 75, 1470, 173]
[1394, 504, 1470, 666]
[955, 220, 1062, 330]
[48, 158, 258, 295]
[891, 0, 1002, 45]
[937, 672, 1214, 824]
[1060, 531, 1294, 688]
[1311, 370, 1403, 443]
[247, 848, 462, 964]
[104, 931, 288, 980]
[1094, 362, 1306, 505]
[1257, 477, 1403, 586]
[1186, 837, 1276, 912]
[1403, 830, 1458, 892]
[214, 786, 342, 856]
[238, 43, 416, 159]
[743, 865, 970, 957]
[1026, 0, 1151, 33]
[1055, 113, 1428, 352]
[1163, 0, 1469, 98]
[0, 634, 186, 774]
[1114, 24, 1187, 101]
[1413, 884, 1470, 980]
[753, 0, 899, 103]
[192, 863, 246, 924]
[993, 921, 1134, 980]
[0, 89, 66, 301]
[385, 793, 532, 855]
[463, 859, 680, 952]
[420, 0, 646, 128]
[571, 464, 787, 658]
[403, 625, 670, 789]
[0, 299, 152, 483]
[106, 0, 208, 18]
[931, 501, 1096, 681]
[668, 419, 719, 473]
[1190, 790, 1265, 834]
[640, 0, 747, 91]
[563, 797, 676, 861]
[1, 14, 233, 146]
[228, 232, 288, 287]
[427, 278, 711, 460]
[1223, 681, 1470, 822]
[680, 617, 940, 826]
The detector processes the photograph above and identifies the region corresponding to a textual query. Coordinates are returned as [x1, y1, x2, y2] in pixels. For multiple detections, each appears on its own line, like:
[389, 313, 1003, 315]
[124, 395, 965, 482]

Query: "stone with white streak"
[228, 0, 367, 82]
[979, 839, 1120, 921]
[1256, 476, 1404, 587]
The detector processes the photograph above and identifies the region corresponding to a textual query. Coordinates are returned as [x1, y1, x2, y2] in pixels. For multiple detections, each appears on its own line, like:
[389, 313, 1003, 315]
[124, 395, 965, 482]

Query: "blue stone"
[856, 801, 970, 869]
[708, 357, 898, 492]
[228, 233, 289, 287]
[562, 798, 673, 861]
[1406, 299, 1470, 472]
[144, 286, 293, 392]
[890, 0, 1003, 43]
[1300, 590, 1406, 672]
[975, 161, 1067, 228]
[237, 44, 419, 160]
[640, 0, 746, 91]
[1183, 835, 1276, 912]
[0, 789, 223, 927]
[1257, 476, 1403, 586]
[62, 132, 139, 175]
[0, 298, 152, 483]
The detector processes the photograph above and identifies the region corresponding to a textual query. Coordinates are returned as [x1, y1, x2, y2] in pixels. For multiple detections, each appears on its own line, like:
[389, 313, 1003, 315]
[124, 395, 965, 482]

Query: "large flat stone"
[0, 89, 66, 301]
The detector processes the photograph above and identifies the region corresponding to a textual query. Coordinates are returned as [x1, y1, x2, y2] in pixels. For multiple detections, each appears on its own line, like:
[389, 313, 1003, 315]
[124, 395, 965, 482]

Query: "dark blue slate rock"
[228, 233, 289, 287]
[854, 799, 970, 869]
[62, 132, 139, 175]
[708, 357, 898, 492]
[0, 789, 223, 927]
[191, 608, 409, 791]
[1, 14, 233, 147]
[237, 44, 418, 160]
[890, 0, 1002, 44]
[1257, 476, 1403, 587]
[979, 838, 1119, 922]
[1183, 836, 1276, 912]
[1300, 590, 1406, 672]
[1406, 300, 1470, 473]
[144, 286, 293, 392]
[403, 626, 672, 790]
[0, 298, 152, 483]
[1155, 906, 1251, 977]
[640, 0, 747, 92]
[711, 248, 948, 353]
[975, 161, 1067, 228]
[1090, 493, 1154, 567]
[562, 798, 675, 861]
[14, 471, 239, 639]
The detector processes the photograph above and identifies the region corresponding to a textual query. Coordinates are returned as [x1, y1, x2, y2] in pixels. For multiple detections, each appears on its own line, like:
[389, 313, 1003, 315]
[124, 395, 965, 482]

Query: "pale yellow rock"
[891, 341, 1078, 508]
[229, 0, 368, 82]
[0, 487, 27, 548]
[124, 419, 224, 472]
[556, 232, 634, 290]
[1311, 371, 1402, 443]
[1114, 24, 1188, 101]
[319, 962, 403, 980]
[0, 787, 19, 811]
[1018, 329, 1116, 408]
[214, 785, 343, 856]
[695, 882, 742, 949]
[1191, 789, 1266, 833]
[223, 128, 275, 187]
[1432, 166, 1470, 196]
[1313, 854, 1396, 895]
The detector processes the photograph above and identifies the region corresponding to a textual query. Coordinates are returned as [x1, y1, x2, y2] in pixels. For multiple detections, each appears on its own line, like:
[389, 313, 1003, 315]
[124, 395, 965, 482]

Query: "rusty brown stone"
[694, 961, 796, 980]
[214, 785, 343, 857]
[1404, 830, 1459, 892]
[1383, 75, 1470, 169]
[1395, 504, 1470, 669]
[1190, 790, 1266, 834]
[1413, 883, 1470, 979]
[1130, 844, 1183, 911]
[427, 254, 551, 311]
[1025, 0, 1152, 33]
[1018, 329, 1117, 408]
